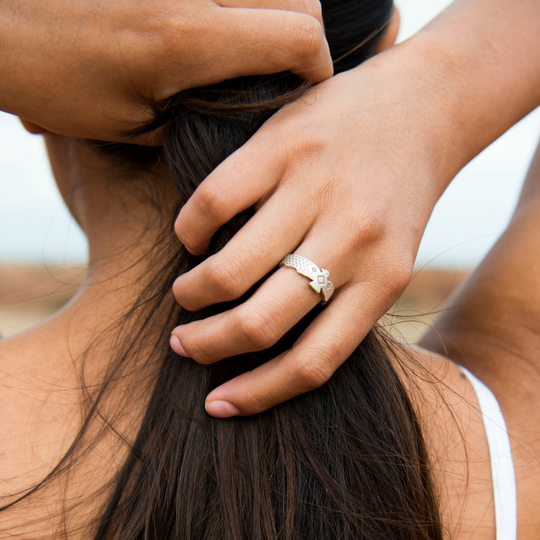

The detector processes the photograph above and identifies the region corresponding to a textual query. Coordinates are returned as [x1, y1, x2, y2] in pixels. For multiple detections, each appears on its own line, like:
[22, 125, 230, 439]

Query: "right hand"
[1, 0, 331, 142]
[170, 43, 454, 417]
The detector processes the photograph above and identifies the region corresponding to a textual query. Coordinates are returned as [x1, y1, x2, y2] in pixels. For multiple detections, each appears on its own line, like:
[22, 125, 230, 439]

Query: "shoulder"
[400, 343, 540, 539]
[395, 344, 494, 539]
[0, 331, 79, 493]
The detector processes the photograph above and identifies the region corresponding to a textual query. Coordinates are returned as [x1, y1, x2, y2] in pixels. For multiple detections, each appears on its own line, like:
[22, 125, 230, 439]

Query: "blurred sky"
[1, 0, 539, 269]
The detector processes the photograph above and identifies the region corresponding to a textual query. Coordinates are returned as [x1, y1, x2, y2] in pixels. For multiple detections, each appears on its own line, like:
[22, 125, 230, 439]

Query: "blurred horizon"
[0, 263, 467, 342]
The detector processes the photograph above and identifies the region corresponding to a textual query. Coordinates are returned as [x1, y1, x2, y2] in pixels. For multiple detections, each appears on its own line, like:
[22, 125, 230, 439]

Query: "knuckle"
[311, 1, 323, 22]
[237, 307, 281, 350]
[131, 11, 180, 62]
[241, 386, 271, 414]
[174, 215, 188, 244]
[300, 0, 323, 23]
[385, 260, 413, 297]
[175, 296, 198, 313]
[149, 9, 200, 51]
[365, 259, 413, 302]
[336, 213, 387, 255]
[294, 354, 334, 390]
[356, 214, 386, 245]
[206, 257, 245, 300]
[181, 334, 213, 365]
[282, 120, 326, 164]
[172, 277, 197, 311]
[293, 17, 324, 62]
[174, 207, 206, 249]
[194, 181, 229, 223]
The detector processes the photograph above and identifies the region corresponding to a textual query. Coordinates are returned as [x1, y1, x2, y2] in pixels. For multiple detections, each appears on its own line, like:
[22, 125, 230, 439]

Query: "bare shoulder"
[0, 330, 79, 491]
[414, 139, 540, 537]
[0, 325, 128, 538]
[397, 342, 540, 539]
[389, 343, 494, 539]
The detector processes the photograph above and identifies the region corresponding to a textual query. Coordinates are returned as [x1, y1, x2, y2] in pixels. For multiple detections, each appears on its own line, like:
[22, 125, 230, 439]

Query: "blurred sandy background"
[0, 265, 467, 342]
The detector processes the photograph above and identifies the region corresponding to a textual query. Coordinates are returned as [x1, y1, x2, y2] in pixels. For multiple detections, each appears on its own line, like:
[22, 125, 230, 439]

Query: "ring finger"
[171, 244, 348, 363]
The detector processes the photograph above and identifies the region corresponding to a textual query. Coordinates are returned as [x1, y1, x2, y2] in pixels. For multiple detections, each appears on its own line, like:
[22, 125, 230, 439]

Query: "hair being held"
[0, 0, 444, 538]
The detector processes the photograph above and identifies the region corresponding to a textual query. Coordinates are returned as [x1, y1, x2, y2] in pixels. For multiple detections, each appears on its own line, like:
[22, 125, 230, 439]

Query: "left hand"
[170, 44, 454, 418]
[2, 0, 331, 142]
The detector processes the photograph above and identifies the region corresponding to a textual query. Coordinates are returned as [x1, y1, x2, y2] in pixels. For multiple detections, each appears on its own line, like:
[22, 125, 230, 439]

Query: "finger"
[172, 228, 354, 362]
[174, 122, 289, 255]
[173, 186, 315, 311]
[203, 280, 393, 417]
[209, 8, 332, 83]
[217, 0, 324, 29]
[171, 259, 323, 363]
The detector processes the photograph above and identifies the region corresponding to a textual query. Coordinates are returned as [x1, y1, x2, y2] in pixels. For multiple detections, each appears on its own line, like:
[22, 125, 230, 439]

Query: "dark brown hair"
[1, 1, 444, 538]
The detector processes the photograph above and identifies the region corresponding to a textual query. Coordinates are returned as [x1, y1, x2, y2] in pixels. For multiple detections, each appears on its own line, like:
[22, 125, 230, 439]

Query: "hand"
[171, 0, 540, 417]
[1, 0, 331, 142]
[170, 42, 457, 418]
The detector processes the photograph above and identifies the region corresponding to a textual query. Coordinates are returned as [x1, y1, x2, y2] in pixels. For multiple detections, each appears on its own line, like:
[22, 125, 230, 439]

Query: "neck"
[7, 141, 181, 383]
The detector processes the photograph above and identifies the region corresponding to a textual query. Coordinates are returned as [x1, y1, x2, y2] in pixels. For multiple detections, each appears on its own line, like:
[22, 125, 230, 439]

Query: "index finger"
[175, 121, 287, 254]
[218, 0, 325, 30]
[204, 8, 333, 85]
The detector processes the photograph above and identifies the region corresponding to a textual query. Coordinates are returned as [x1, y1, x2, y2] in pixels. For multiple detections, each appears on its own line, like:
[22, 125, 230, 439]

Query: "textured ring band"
[279, 254, 334, 305]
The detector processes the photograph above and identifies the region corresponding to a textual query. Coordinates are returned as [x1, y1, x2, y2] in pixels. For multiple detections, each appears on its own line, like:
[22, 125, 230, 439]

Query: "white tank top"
[461, 367, 517, 540]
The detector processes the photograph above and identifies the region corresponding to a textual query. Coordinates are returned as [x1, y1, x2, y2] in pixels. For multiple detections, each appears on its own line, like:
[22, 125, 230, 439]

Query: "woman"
[6, 0, 540, 419]
[1, 1, 539, 538]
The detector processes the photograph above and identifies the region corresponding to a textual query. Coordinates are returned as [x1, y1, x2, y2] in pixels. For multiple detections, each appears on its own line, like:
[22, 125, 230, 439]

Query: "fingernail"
[205, 400, 240, 418]
[185, 247, 200, 256]
[170, 334, 189, 357]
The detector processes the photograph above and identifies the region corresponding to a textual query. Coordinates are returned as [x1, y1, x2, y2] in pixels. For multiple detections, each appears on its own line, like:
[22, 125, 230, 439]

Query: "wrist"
[387, 34, 476, 190]
[397, 0, 540, 186]
[344, 0, 540, 203]
[344, 38, 469, 202]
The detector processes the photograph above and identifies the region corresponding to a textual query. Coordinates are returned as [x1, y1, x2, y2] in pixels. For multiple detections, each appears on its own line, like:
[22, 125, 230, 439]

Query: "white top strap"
[461, 367, 517, 540]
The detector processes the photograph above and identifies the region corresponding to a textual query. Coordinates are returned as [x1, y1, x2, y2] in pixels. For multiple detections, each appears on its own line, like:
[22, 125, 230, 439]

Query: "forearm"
[421, 0, 540, 161]
[419, 137, 540, 406]
[348, 0, 540, 199]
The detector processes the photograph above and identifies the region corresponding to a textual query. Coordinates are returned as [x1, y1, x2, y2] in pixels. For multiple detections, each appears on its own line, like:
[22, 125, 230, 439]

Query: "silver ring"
[279, 254, 334, 305]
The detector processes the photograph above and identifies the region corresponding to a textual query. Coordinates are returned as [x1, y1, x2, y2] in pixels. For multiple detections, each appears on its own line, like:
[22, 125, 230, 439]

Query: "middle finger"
[173, 186, 316, 311]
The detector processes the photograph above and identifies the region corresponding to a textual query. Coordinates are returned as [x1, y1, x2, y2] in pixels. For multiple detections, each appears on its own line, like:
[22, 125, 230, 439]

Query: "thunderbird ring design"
[279, 254, 334, 305]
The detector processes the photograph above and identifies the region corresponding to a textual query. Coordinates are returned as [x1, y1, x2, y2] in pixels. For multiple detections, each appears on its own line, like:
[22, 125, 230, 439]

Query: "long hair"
[1, 0, 444, 538]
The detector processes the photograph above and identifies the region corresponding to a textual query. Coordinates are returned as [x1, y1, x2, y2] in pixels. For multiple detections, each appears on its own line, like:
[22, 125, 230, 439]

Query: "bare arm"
[410, 0, 540, 177]
[419, 133, 540, 536]
[421, 136, 540, 386]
